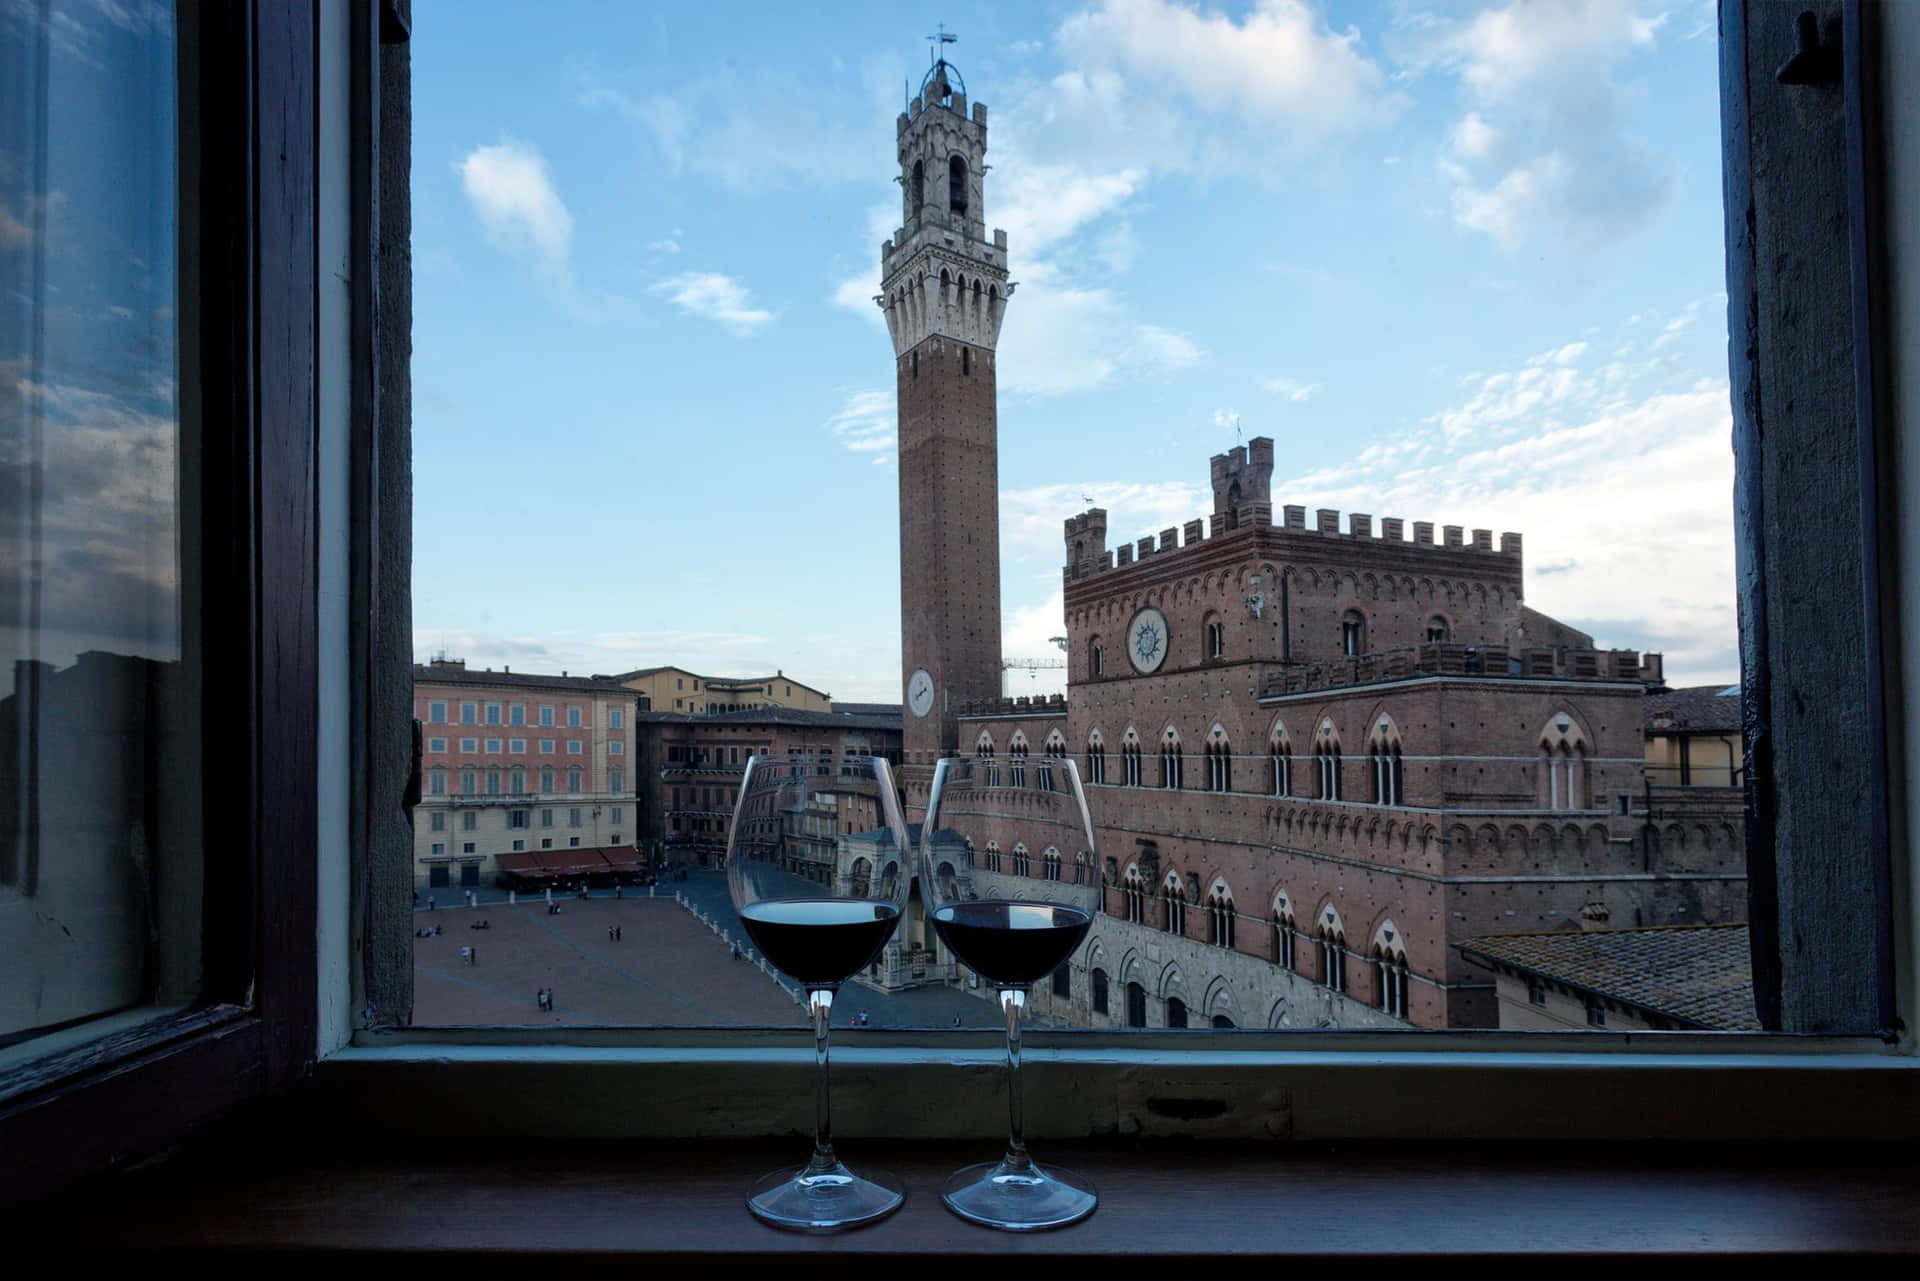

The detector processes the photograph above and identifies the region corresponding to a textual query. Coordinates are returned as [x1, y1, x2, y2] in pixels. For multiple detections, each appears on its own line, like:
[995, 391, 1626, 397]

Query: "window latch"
[1776, 9, 1840, 86]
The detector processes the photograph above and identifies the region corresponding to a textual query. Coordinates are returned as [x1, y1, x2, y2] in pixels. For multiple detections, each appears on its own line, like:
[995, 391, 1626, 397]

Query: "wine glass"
[727, 752, 913, 1231]
[920, 753, 1101, 1230]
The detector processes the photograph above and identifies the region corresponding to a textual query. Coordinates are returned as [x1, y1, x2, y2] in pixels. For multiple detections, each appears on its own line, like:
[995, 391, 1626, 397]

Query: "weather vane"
[928, 22, 957, 67]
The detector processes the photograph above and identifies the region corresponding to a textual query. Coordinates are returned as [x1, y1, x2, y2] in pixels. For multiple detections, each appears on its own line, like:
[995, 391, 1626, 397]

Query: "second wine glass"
[727, 752, 913, 1231]
[920, 753, 1101, 1230]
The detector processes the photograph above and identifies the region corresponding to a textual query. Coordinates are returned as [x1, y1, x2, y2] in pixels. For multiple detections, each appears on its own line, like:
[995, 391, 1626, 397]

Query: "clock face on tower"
[908, 668, 935, 718]
[1127, 606, 1170, 674]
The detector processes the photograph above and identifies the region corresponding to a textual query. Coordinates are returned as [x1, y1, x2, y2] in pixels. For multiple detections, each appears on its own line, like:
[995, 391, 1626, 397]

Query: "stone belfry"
[879, 47, 1011, 805]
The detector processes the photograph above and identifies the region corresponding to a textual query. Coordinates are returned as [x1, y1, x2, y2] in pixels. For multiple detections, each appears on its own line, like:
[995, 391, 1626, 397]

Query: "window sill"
[320, 1034, 1920, 1143]
[38, 1133, 1920, 1274]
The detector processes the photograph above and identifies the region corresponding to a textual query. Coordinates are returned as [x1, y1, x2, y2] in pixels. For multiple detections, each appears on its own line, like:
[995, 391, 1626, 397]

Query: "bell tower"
[880, 48, 1012, 807]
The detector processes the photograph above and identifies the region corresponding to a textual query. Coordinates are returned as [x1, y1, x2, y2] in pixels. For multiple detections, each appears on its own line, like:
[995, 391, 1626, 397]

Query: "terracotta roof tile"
[1459, 923, 1759, 1030]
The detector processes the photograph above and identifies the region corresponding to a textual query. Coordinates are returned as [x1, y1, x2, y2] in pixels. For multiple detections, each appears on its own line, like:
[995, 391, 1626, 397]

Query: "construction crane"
[1000, 636, 1069, 690]
[1001, 656, 1066, 675]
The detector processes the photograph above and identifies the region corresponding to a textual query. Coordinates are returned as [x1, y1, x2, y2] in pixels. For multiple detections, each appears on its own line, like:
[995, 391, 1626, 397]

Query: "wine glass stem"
[808, 986, 838, 1173]
[1000, 986, 1032, 1172]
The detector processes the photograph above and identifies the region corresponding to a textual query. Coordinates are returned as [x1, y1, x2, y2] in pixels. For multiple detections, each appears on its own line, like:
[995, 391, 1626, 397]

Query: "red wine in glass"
[931, 901, 1091, 987]
[739, 899, 901, 987]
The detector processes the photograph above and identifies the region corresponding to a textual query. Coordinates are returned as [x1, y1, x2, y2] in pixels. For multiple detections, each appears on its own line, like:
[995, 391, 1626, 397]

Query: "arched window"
[1043, 847, 1062, 881]
[1206, 726, 1232, 792]
[1086, 730, 1107, 785]
[1270, 722, 1292, 797]
[1205, 618, 1225, 659]
[1166, 997, 1189, 1028]
[428, 768, 446, 796]
[948, 154, 968, 217]
[1160, 729, 1183, 790]
[1126, 981, 1147, 1027]
[1538, 714, 1591, 810]
[1122, 865, 1146, 923]
[1341, 609, 1366, 656]
[540, 766, 555, 793]
[1426, 614, 1450, 643]
[1091, 967, 1110, 1015]
[567, 767, 582, 794]
[1377, 947, 1410, 1019]
[460, 769, 476, 796]
[1212, 1014, 1236, 1028]
[1207, 884, 1236, 948]
[1051, 961, 1071, 999]
[1319, 909, 1347, 992]
[1272, 894, 1297, 970]
[984, 840, 1000, 873]
[1368, 715, 1405, 807]
[1315, 721, 1342, 800]
[911, 158, 924, 217]
[509, 767, 525, 795]
[977, 731, 998, 787]
[1122, 735, 1143, 787]
[849, 857, 872, 898]
[1009, 733, 1029, 788]
[1162, 874, 1187, 935]
[1012, 843, 1030, 878]
[1090, 640, 1103, 677]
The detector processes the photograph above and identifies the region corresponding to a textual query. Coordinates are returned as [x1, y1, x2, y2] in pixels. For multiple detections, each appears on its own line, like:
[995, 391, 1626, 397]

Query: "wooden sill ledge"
[27, 1137, 1920, 1277]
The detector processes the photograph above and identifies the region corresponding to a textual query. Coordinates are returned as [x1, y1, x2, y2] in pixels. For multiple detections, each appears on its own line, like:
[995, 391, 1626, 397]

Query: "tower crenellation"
[878, 58, 1011, 359]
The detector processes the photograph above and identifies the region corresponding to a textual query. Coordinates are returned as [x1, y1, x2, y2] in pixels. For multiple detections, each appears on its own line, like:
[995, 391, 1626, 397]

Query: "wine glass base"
[939, 1159, 1097, 1231]
[746, 1161, 905, 1233]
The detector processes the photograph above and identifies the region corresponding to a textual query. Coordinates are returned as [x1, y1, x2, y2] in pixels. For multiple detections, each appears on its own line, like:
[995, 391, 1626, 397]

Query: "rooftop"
[413, 660, 631, 692]
[635, 706, 902, 733]
[1645, 683, 1743, 734]
[1459, 923, 1759, 1031]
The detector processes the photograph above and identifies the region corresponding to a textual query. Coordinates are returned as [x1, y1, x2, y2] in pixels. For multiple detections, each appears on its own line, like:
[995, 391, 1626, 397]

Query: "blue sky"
[411, 0, 1733, 703]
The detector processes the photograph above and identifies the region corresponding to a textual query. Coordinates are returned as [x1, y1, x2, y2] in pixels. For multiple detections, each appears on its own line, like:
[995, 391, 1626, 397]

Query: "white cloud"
[832, 273, 886, 328]
[653, 272, 774, 336]
[1056, 0, 1404, 145]
[826, 389, 895, 459]
[647, 238, 681, 255]
[1273, 331, 1737, 685]
[1449, 111, 1500, 161]
[993, 161, 1145, 260]
[457, 140, 574, 278]
[830, 200, 901, 328]
[1403, 0, 1675, 252]
[1261, 375, 1322, 402]
[999, 479, 1208, 562]
[580, 61, 893, 193]
[997, 270, 1121, 396]
[1134, 324, 1202, 371]
[1003, 588, 1072, 696]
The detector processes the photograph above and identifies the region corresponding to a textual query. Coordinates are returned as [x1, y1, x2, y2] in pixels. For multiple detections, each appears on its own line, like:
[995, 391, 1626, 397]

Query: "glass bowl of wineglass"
[727, 752, 913, 1231]
[920, 753, 1100, 1230]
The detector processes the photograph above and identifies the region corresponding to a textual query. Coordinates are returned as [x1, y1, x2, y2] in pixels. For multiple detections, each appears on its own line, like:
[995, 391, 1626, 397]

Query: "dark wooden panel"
[1726, 0, 1893, 1033]
[251, 0, 320, 1087]
[30, 1137, 1920, 1277]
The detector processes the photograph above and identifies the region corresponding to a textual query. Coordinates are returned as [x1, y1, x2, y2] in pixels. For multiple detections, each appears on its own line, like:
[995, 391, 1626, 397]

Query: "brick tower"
[879, 52, 1011, 807]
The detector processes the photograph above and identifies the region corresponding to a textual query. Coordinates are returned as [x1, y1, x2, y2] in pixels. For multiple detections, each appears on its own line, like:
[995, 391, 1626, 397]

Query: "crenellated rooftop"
[1064, 434, 1525, 585]
[955, 692, 1068, 719]
[1065, 500, 1523, 584]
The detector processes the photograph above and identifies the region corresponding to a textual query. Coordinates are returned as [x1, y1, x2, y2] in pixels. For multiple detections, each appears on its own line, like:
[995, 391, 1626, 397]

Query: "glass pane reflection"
[1, 0, 199, 1054]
